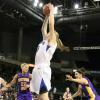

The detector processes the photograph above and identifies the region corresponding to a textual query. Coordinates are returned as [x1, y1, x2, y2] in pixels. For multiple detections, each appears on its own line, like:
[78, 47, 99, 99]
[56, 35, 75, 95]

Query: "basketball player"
[30, 3, 69, 100]
[1, 63, 34, 100]
[66, 68, 100, 100]
[63, 87, 73, 100]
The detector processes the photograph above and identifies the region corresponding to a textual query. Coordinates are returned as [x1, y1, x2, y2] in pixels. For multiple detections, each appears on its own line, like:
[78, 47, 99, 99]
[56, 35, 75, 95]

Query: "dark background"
[0, 0, 100, 98]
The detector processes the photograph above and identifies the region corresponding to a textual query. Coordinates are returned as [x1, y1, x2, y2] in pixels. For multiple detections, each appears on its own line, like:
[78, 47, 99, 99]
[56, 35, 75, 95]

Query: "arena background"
[0, 0, 100, 99]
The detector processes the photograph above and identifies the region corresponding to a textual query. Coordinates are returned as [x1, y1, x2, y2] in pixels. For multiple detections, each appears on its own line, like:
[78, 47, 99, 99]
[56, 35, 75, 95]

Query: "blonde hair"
[55, 31, 70, 52]
[21, 63, 27, 68]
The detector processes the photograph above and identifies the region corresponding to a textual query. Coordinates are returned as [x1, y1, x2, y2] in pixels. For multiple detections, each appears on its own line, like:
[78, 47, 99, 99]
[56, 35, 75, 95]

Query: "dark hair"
[66, 72, 73, 76]
[77, 67, 86, 76]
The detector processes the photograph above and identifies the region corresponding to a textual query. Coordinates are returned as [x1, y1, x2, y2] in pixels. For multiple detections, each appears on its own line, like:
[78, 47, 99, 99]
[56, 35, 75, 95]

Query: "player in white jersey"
[30, 3, 70, 100]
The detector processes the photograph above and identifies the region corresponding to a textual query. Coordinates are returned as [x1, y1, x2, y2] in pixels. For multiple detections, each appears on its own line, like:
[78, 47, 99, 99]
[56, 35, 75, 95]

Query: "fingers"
[43, 4, 48, 10]
[50, 5, 54, 15]
[47, 3, 54, 15]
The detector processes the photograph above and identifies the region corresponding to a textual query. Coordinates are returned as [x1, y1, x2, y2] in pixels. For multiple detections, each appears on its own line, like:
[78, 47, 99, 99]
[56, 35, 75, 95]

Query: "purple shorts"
[17, 92, 32, 100]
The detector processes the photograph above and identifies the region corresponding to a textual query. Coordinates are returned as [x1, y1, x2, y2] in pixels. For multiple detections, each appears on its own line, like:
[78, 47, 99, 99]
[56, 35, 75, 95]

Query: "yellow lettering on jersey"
[18, 78, 29, 82]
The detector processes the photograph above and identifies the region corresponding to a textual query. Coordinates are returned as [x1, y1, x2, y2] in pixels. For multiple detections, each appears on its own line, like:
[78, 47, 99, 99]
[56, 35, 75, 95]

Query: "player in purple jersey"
[1, 63, 34, 100]
[66, 68, 100, 100]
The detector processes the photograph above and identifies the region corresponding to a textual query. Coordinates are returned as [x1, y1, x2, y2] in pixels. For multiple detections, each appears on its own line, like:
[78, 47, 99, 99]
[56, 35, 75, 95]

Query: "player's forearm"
[6, 79, 16, 88]
[72, 92, 80, 99]
[49, 15, 54, 34]
[28, 64, 35, 68]
[71, 79, 84, 84]
[49, 14, 54, 24]
[41, 16, 49, 34]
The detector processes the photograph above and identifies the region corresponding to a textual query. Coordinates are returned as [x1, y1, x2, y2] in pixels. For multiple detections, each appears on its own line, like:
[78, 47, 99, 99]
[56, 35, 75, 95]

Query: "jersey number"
[21, 82, 26, 90]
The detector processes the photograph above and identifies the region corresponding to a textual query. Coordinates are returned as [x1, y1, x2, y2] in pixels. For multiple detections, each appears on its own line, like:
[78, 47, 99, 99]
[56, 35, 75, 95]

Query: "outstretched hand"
[47, 3, 54, 15]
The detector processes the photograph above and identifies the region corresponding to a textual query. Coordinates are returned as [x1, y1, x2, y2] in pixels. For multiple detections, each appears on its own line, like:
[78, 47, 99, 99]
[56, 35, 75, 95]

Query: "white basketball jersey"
[31, 40, 57, 94]
[35, 40, 57, 67]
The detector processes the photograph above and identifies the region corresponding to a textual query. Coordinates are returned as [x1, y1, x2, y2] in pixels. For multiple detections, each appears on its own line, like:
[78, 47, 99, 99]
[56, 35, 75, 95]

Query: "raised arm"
[41, 16, 49, 40]
[48, 4, 57, 46]
[66, 75, 88, 85]
[71, 78, 88, 85]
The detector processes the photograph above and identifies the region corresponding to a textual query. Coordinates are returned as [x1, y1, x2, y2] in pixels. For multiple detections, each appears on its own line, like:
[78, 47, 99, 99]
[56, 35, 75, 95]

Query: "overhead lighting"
[54, 7, 58, 14]
[74, 4, 79, 9]
[34, 0, 39, 4]
[33, 0, 39, 7]
[73, 69, 77, 72]
[84, 2, 89, 8]
[33, 3, 37, 7]
[39, 2, 43, 8]
[94, 0, 100, 1]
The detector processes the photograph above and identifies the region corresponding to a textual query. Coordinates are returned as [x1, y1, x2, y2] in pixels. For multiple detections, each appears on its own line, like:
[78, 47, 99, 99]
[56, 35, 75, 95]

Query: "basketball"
[43, 5, 50, 16]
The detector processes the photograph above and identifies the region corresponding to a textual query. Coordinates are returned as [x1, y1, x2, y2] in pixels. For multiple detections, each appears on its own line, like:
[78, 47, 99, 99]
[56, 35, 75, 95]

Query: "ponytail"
[57, 38, 70, 52]
[54, 31, 70, 52]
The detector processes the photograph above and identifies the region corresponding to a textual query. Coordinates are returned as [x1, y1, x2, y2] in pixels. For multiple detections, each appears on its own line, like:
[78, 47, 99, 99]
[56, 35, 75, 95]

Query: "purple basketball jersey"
[80, 77, 100, 100]
[17, 72, 32, 100]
